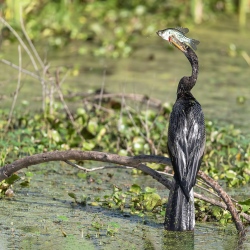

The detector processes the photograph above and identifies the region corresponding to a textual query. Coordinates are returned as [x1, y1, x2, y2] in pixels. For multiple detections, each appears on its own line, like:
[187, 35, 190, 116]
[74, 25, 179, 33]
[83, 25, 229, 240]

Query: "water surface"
[0, 163, 249, 249]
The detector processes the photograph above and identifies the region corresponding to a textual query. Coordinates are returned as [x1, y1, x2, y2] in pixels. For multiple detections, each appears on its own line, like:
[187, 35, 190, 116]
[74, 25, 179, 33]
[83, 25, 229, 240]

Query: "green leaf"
[48, 129, 61, 142]
[129, 184, 141, 194]
[57, 215, 68, 221]
[92, 221, 102, 230]
[82, 141, 95, 150]
[20, 180, 30, 187]
[68, 192, 77, 201]
[91, 202, 99, 206]
[225, 170, 237, 179]
[76, 108, 87, 116]
[108, 222, 120, 228]
[144, 187, 156, 193]
[5, 174, 20, 185]
[25, 172, 34, 177]
[81, 128, 95, 140]
[238, 198, 250, 206]
[144, 192, 161, 211]
[87, 120, 98, 135]
[77, 172, 87, 179]
[241, 205, 250, 212]
[212, 206, 221, 218]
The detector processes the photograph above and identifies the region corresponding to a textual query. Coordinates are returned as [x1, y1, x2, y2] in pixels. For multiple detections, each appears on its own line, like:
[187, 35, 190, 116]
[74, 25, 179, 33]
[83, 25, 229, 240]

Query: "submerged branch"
[33, 92, 163, 109]
[83, 93, 162, 108]
[0, 17, 39, 73]
[0, 150, 248, 233]
[198, 171, 246, 235]
[6, 46, 22, 130]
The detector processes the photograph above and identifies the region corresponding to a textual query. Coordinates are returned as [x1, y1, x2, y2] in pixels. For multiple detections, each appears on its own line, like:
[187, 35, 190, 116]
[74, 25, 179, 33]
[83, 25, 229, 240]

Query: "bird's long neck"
[177, 47, 199, 98]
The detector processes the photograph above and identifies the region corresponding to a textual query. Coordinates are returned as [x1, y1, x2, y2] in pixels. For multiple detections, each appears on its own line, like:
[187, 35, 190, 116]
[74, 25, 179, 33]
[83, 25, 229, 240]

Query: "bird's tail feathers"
[165, 179, 195, 231]
[180, 179, 191, 201]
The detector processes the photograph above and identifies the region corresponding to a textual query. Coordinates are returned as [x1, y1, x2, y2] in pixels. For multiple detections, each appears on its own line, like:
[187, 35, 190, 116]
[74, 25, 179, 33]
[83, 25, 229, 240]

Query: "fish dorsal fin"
[175, 27, 189, 34]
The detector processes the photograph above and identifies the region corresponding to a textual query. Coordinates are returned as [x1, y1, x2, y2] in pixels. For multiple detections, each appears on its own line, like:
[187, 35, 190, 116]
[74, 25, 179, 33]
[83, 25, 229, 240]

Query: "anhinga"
[162, 41, 206, 231]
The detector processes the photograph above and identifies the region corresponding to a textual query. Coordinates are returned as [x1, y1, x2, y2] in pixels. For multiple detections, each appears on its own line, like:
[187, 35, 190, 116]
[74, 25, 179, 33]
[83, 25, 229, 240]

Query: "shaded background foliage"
[1, 0, 249, 57]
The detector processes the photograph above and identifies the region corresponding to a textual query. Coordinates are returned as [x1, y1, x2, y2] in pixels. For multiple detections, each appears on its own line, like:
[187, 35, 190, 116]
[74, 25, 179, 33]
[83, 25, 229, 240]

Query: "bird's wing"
[186, 107, 206, 190]
[168, 107, 190, 198]
[167, 102, 205, 198]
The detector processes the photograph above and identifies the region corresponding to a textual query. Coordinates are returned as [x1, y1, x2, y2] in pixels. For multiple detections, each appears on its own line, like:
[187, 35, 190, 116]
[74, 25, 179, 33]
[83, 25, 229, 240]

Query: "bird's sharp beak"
[170, 37, 187, 53]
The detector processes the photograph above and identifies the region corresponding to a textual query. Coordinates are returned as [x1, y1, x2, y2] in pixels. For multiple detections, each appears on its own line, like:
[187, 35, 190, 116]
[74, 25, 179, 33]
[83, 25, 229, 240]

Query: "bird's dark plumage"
[168, 93, 205, 201]
[165, 47, 206, 231]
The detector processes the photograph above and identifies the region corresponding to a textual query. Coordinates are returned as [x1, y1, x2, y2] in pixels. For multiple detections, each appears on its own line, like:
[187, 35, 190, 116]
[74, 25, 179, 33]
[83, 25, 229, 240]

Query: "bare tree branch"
[198, 171, 246, 235]
[0, 150, 248, 233]
[19, 7, 45, 69]
[64, 160, 133, 172]
[86, 93, 162, 108]
[98, 69, 106, 109]
[0, 59, 46, 82]
[0, 17, 39, 73]
[0, 151, 172, 188]
[59, 92, 162, 108]
[6, 45, 22, 130]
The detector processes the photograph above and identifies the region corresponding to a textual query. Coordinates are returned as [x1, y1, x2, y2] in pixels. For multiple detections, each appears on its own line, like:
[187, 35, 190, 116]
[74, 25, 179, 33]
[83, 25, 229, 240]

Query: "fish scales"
[156, 27, 200, 51]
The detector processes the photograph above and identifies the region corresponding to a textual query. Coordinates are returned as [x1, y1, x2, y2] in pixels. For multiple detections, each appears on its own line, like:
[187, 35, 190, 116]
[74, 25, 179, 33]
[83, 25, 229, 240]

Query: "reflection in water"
[162, 231, 194, 250]
[195, 224, 250, 250]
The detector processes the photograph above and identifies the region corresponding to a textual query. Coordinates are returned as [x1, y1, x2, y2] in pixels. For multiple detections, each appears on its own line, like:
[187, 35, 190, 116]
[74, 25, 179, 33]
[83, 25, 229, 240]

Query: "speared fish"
[156, 27, 200, 52]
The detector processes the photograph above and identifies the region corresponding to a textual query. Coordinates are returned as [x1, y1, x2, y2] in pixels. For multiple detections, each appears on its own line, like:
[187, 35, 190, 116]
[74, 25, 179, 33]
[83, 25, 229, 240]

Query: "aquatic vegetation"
[204, 121, 250, 187]
[0, 101, 249, 225]
[0, 103, 249, 187]
[87, 215, 121, 238]
[67, 182, 166, 218]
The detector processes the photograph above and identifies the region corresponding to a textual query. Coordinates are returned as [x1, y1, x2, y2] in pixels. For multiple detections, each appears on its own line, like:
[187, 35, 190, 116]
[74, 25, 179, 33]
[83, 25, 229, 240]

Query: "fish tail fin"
[189, 38, 200, 51]
[164, 179, 195, 231]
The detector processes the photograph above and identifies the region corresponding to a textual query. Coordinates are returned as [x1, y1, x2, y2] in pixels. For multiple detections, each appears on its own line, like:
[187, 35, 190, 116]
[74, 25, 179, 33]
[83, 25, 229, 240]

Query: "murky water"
[0, 163, 249, 250]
